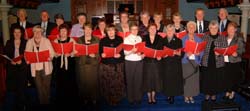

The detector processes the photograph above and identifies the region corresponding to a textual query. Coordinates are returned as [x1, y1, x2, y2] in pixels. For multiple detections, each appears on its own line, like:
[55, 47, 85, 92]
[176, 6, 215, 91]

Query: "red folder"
[75, 43, 99, 56]
[117, 32, 131, 39]
[123, 42, 145, 52]
[142, 47, 164, 58]
[162, 47, 182, 57]
[25, 28, 34, 39]
[219, 31, 228, 37]
[0, 54, 23, 62]
[92, 30, 105, 39]
[214, 45, 238, 56]
[184, 41, 207, 54]
[158, 32, 167, 38]
[195, 33, 205, 38]
[24, 50, 50, 64]
[103, 44, 123, 58]
[51, 42, 73, 54]
[175, 31, 187, 39]
[48, 35, 58, 41]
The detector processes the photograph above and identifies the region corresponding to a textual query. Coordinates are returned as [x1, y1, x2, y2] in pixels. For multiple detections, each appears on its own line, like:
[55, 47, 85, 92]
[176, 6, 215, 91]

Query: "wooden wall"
[71, 0, 179, 24]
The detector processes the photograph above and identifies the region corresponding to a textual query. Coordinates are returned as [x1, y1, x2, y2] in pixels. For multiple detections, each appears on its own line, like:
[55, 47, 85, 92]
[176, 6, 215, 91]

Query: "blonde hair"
[32, 25, 44, 33]
[172, 12, 182, 19]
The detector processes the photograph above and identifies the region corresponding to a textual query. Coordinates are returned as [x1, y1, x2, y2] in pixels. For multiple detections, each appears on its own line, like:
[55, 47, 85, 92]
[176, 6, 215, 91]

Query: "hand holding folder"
[175, 31, 187, 39]
[51, 42, 73, 55]
[103, 44, 123, 58]
[75, 43, 99, 56]
[214, 45, 238, 56]
[123, 42, 145, 52]
[24, 50, 50, 64]
[184, 41, 207, 54]
[0, 54, 23, 62]
[142, 47, 164, 58]
[163, 47, 183, 57]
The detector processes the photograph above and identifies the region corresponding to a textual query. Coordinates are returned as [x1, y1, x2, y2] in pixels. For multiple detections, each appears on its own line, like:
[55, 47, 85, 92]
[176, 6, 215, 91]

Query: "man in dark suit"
[36, 10, 56, 37]
[10, 9, 33, 35]
[218, 8, 231, 32]
[194, 8, 209, 34]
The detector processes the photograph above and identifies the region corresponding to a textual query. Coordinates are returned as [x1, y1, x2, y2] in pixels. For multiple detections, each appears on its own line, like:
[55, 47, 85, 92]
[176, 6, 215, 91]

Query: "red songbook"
[103, 44, 123, 58]
[142, 47, 164, 58]
[162, 47, 182, 57]
[184, 41, 207, 54]
[75, 43, 99, 56]
[219, 31, 228, 37]
[51, 42, 73, 54]
[0, 54, 23, 62]
[175, 31, 187, 39]
[25, 28, 34, 39]
[214, 45, 238, 56]
[71, 37, 79, 42]
[24, 50, 50, 64]
[48, 35, 58, 41]
[195, 33, 205, 38]
[92, 30, 105, 39]
[158, 32, 167, 38]
[117, 32, 131, 39]
[123, 42, 145, 52]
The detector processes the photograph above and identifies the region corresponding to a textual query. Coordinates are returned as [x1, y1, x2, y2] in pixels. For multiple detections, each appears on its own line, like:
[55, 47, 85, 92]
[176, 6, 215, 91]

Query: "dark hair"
[54, 13, 64, 21]
[59, 24, 69, 31]
[105, 24, 116, 33]
[10, 25, 25, 40]
[98, 18, 106, 24]
[147, 23, 157, 30]
[77, 12, 87, 18]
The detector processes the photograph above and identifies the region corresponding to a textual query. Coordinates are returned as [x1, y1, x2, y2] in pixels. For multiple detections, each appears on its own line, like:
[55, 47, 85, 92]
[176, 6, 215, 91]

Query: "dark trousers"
[34, 70, 51, 104]
[125, 60, 143, 103]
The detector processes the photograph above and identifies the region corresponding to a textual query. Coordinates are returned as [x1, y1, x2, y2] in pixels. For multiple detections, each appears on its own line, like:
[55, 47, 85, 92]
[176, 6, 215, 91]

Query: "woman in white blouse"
[123, 23, 144, 105]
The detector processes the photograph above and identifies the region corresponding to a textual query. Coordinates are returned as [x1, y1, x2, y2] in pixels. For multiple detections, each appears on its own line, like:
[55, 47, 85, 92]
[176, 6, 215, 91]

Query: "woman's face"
[14, 29, 22, 40]
[33, 28, 43, 39]
[59, 28, 68, 38]
[120, 13, 129, 24]
[107, 27, 115, 38]
[78, 15, 86, 25]
[140, 14, 150, 24]
[173, 16, 182, 24]
[153, 15, 162, 24]
[56, 18, 64, 26]
[166, 27, 175, 38]
[84, 27, 92, 37]
[187, 24, 196, 34]
[227, 26, 236, 37]
[148, 25, 157, 35]
[130, 26, 138, 36]
[209, 25, 219, 35]
[98, 22, 106, 30]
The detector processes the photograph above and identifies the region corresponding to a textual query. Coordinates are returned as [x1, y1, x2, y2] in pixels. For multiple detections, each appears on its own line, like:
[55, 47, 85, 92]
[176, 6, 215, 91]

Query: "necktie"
[221, 22, 225, 32]
[199, 22, 202, 33]
[42, 22, 47, 36]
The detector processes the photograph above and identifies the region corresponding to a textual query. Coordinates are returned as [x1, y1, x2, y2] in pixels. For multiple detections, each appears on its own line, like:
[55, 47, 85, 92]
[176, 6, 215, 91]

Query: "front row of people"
[4, 20, 245, 110]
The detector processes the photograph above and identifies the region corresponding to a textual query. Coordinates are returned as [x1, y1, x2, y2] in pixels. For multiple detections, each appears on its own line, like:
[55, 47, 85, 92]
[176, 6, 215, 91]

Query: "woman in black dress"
[162, 24, 183, 104]
[4, 26, 28, 111]
[143, 23, 163, 104]
[223, 22, 245, 100]
[53, 24, 78, 109]
[201, 20, 227, 101]
[99, 24, 125, 106]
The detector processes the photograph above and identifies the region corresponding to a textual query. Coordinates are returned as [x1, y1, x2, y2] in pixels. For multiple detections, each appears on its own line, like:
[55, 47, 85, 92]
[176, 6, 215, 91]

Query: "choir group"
[2, 7, 246, 110]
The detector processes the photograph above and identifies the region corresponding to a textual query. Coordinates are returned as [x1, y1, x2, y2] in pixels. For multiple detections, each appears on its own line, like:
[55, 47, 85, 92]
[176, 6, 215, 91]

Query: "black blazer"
[35, 21, 56, 37]
[4, 39, 27, 66]
[10, 21, 33, 32]
[195, 20, 209, 33]
[218, 19, 231, 32]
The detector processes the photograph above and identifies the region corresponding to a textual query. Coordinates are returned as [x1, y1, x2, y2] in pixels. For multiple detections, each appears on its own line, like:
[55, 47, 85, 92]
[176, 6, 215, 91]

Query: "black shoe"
[148, 101, 152, 104]
[169, 96, 174, 104]
[152, 100, 157, 104]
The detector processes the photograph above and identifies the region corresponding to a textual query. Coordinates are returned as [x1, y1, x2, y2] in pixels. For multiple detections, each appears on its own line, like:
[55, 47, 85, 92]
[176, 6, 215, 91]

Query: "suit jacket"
[36, 21, 56, 37]
[10, 21, 33, 32]
[218, 19, 231, 32]
[227, 33, 245, 63]
[195, 20, 209, 33]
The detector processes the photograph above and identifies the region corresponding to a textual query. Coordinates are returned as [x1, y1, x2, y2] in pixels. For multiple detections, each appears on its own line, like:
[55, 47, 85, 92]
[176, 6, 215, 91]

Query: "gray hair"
[186, 21, 197, 30]
[208, 20, 219, 29]
[166, 24, 176, 33]
[140, 11, 150, 17]
[218, 8, 228, 15]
